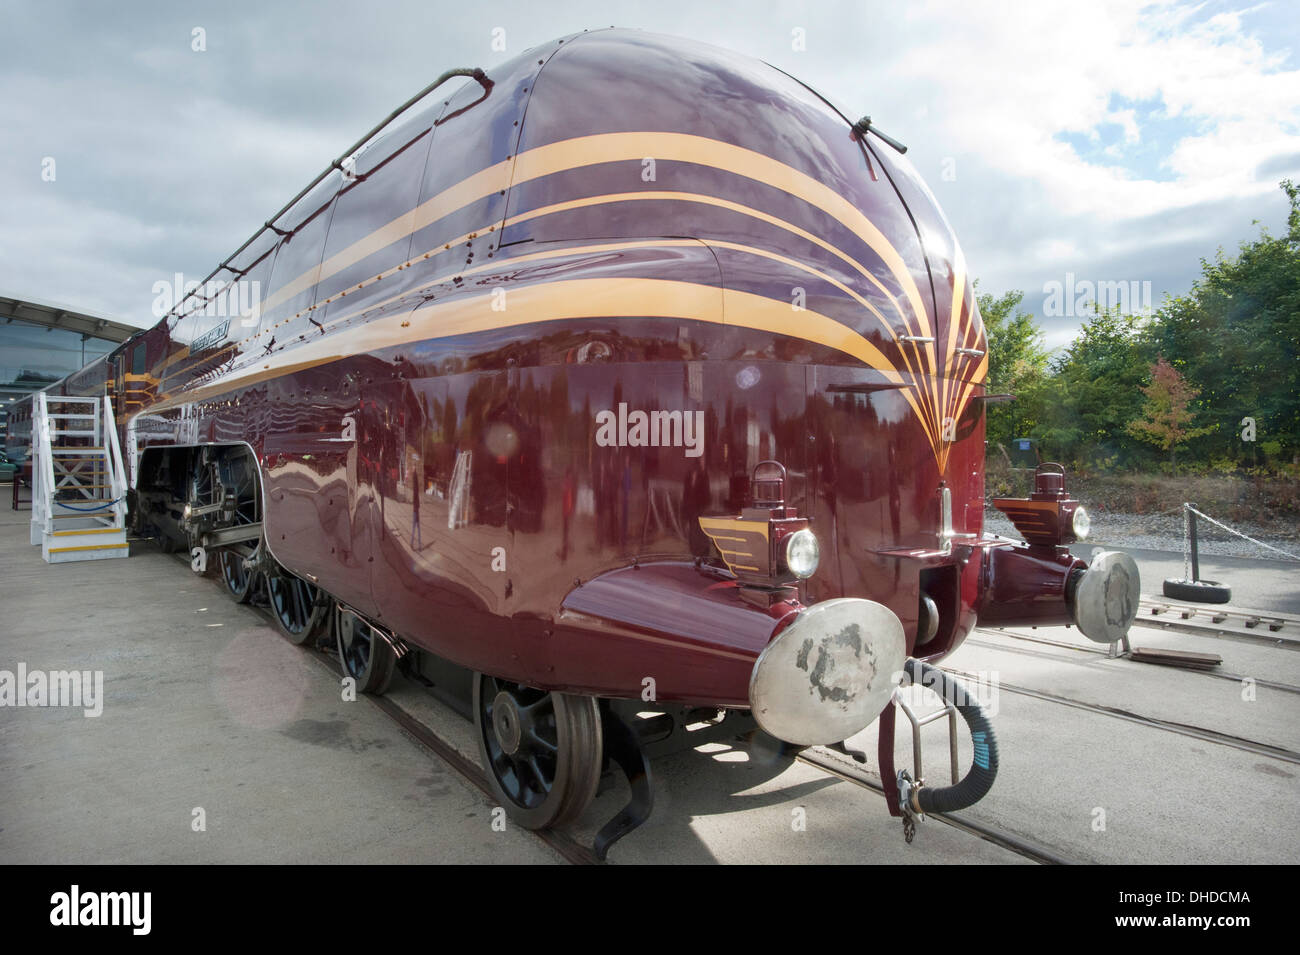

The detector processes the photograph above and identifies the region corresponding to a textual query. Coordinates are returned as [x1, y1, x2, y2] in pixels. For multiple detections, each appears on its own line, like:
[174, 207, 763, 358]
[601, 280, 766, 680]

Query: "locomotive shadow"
[569, 730, 843, 864]
[385, 663, 844, 864]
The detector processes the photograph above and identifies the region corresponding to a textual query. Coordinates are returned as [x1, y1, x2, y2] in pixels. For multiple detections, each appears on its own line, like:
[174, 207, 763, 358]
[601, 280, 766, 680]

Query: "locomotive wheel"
[185, 457, 221, 566]
[218, 548, 257, 603]
[213, 449, 263, 602]
[266, 570, 329, 645]
[473, 673, 602, 830]
[336, 610, 396, 695]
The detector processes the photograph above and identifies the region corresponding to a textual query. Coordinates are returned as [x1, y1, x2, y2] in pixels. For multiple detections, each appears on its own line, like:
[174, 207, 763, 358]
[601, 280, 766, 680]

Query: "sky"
[1, 0, 1298, 353]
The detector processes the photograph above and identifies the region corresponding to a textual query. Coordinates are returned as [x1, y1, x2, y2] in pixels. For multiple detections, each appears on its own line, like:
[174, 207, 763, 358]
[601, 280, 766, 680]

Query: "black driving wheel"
[473, 673, 602, 830]
[184, 458, 220, 567]
[266, 569, 329, 645]
[218, 546, 257, 603]
[198, 448, 263, 598]
[336, 609, 396, 695]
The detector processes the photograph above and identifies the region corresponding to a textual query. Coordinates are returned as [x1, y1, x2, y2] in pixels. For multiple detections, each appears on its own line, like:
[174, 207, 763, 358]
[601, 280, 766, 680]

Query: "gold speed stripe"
[145, 278, 903, 415]
[252, 132, 934, 356]
[939, 312, 987, 477]
[941, 244, 967, 433]
[357, 234, 943, 443]
[948, 349, 991, 471]
[260, 159, 514, 316]
[302, 222, 929, 387]
[151, 236, 948, 459]
[500, 193, 939, 437]
[498, 191, 940, 446]
[175, 136, 952, 432]
[947, 306, 979, 431]
[248, 184, 929, 382]
[946, 283, 987, 434]
[250, 191, 935, 399]
[297, 238, 709, 353]
[720, 287, 938, 448]
[510, 133, 935, 350]
[704, 240, 939, 444]
[503, 190, 923, 352]
[503, 192, 917, 349]
[160, 227, 942, 439]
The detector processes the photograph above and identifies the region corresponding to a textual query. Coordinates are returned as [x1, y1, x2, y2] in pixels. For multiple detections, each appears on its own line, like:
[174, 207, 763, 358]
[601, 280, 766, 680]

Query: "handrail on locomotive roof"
[762, 60, 909, 155]
[171, 67, 494, 322]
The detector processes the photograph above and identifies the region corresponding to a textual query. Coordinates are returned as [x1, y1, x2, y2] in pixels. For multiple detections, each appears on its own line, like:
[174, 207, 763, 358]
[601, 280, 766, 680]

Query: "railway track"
[970, 628, 1300, 695]
[162, 546, 605, 865]
[301, 644, 606, 866]
[180, 544, 1068, 866]
[242, 575, 1073, 863]
[940, 662, 1300, 766]
[1134, 596, 1300, 649]
[175, 545, 1298, 863]
[794, 748, 1082, 865]
[303, 623, 1072, 864]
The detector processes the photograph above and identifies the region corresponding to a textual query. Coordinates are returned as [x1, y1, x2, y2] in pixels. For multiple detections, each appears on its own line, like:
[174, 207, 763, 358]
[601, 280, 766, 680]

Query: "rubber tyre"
[1162, 578, 1231, 604]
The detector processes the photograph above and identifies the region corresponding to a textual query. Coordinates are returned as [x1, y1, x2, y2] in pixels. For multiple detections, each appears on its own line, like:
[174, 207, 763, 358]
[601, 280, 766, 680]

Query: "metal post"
[1188, 502, 1200, 582]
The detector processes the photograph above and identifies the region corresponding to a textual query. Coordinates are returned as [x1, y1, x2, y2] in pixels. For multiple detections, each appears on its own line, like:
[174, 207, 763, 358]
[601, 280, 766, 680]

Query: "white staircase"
[30, 394, 130, 563]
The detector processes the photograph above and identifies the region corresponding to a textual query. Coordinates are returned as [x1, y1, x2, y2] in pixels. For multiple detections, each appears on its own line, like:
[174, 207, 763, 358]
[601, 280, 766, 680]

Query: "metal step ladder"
[29, 393, 130, 563]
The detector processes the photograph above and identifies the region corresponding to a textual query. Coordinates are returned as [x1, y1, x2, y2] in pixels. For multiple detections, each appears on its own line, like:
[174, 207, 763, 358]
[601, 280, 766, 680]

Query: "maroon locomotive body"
[17, 30, 1138, 850]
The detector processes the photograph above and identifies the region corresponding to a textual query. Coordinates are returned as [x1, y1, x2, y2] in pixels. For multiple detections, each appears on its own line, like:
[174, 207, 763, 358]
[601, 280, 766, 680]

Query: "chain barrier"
[1183, 503, 1300, 563]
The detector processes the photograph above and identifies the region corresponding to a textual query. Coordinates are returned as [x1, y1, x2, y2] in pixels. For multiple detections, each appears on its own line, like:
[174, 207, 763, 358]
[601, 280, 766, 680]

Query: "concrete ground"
[1092, 546, 1300, 615]
[2, 499, 1297, 864]
[939, 622, 1300, 864]
[0, 512, 561, 864]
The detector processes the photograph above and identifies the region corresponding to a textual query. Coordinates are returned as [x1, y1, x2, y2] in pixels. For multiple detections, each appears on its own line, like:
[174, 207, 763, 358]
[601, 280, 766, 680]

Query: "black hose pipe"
[902, 658, 999, 815]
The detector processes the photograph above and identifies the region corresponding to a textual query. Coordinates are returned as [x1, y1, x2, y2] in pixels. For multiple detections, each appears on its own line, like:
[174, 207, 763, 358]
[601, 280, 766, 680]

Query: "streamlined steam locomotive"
[12, 29, 1139, 855]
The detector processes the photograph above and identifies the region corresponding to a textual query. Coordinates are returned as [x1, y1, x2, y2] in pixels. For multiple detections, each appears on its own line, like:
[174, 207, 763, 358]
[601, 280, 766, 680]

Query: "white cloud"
[0, 0, 1296, 340]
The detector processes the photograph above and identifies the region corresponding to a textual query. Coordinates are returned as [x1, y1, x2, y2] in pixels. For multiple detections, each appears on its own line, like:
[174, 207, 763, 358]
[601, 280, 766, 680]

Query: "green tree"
[977, 288, 1050, 451]
[1143, 179, 1300, 465]
[1125, 356, 1214, 464]
[1036, 305, 1152, 467]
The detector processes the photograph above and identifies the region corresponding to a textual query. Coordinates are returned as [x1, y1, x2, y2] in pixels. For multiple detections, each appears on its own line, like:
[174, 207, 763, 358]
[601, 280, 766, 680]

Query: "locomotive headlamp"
[784, 528, 820, 579]
[993, 463, 1091, 547]
[1072, 505, 1091, 541]
[698, 460, 818, 595]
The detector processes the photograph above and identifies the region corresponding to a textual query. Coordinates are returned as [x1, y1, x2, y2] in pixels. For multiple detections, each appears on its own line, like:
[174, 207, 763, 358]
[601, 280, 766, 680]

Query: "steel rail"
[167, 547, 601, 865]
[970, 628, 1300, 696]
[301, 644, 604, 866]
[796, 748, 1080, 865]
[941, 665, 1300, 765]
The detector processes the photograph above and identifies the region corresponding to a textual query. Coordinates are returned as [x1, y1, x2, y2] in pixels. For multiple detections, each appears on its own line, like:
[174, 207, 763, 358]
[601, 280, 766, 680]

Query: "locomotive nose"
[749, 598, 906, 746]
